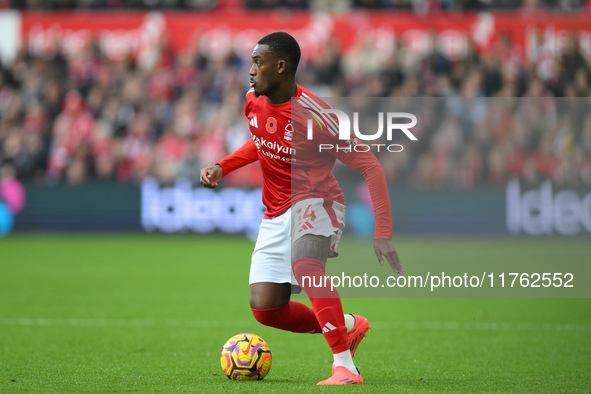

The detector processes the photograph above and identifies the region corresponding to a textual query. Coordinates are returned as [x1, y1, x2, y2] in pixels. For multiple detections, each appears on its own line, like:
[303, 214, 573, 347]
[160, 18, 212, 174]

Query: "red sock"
[292, 257, 349, 354]
[251, 301, 322, 333]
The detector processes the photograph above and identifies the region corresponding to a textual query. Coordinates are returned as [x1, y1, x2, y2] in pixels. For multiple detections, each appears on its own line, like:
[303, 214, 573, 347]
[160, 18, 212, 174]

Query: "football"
[220, 333, 272, 380]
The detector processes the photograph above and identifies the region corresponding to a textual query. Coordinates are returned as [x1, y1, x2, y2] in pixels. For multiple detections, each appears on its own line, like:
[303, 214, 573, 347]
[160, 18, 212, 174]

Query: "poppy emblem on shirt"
[266, 117, 277, 134]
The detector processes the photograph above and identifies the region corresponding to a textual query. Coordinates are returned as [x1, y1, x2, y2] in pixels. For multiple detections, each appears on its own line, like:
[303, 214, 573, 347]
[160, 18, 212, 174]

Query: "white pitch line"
[0, 318, 254, 328]
[0, 319, 589, 332]
[372, 321, 591, 332]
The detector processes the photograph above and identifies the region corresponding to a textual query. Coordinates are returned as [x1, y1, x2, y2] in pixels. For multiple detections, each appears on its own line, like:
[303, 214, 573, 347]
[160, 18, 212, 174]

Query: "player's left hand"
[374, 238, 404, 275]
[200, 164, 223, 188]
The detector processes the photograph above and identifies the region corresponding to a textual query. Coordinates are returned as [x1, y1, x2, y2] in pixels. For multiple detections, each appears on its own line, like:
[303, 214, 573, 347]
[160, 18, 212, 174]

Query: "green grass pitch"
[1, 234, 590, 392]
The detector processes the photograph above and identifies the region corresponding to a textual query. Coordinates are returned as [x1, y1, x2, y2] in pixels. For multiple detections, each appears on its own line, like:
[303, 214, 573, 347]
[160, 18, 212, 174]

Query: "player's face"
[249, 44, 280, 98]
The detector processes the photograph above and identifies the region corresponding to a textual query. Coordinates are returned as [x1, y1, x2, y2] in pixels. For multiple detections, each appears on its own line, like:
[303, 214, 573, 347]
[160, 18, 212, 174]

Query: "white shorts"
[249, 198, 345, 286]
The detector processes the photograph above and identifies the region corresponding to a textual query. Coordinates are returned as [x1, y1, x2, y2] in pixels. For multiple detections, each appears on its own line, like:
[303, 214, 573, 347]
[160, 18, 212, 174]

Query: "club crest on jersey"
[266, 117, 277, 134]
[284, 121, 293, 141]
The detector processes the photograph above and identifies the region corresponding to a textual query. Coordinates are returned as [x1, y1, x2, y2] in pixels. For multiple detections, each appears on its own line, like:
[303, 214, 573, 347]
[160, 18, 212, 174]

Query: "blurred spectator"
[246, 0, 308, 9]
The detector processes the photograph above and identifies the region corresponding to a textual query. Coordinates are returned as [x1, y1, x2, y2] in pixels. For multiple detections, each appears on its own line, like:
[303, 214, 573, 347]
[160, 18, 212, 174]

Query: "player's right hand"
[200, 164, 224, 188]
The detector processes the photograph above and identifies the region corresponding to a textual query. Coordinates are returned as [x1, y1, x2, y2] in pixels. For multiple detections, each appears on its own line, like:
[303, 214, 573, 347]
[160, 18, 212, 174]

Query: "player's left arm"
[344, 152, 404, 275]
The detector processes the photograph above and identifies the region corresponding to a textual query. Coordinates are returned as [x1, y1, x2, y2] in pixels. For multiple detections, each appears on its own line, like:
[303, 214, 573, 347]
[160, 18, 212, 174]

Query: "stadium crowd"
[1, 0, 589, 11]
[0, 29, 590, 189]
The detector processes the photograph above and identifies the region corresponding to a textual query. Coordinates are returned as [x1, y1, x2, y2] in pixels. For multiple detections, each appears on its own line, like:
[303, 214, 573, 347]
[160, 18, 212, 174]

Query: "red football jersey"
[244, 85, 357, 218]
[217, 84, 393, 238]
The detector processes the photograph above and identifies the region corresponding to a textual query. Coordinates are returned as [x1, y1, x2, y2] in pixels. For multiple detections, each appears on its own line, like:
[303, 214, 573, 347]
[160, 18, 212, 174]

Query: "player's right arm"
[199, 138, 259, 189]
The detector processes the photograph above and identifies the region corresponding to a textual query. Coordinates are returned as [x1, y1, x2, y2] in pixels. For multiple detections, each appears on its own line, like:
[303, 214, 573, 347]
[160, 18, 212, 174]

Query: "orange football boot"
[348, 314, 370, 358]
[317, 366, 364, 385]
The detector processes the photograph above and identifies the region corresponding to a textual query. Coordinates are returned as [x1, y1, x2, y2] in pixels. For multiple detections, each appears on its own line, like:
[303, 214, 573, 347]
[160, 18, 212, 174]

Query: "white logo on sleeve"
[249, 116, 258, 128]
[322, 322, 337, 333]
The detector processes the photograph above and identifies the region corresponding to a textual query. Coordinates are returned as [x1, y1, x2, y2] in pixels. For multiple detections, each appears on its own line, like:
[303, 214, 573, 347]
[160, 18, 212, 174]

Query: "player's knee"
[249, 294, 266, 310]
[249, 292, 287, 310]
[249, 283, 291, 310]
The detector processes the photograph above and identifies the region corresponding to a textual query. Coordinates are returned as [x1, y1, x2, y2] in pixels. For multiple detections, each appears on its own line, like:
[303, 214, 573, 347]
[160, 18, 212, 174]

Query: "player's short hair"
[258, 32, 301, 75]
